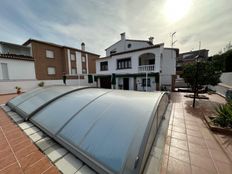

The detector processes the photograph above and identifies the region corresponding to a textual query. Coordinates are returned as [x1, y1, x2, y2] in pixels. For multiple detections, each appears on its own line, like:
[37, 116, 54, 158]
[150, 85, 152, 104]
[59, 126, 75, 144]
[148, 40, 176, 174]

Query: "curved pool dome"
[7, 87, 169, 174]
[7, 85, 88, 120]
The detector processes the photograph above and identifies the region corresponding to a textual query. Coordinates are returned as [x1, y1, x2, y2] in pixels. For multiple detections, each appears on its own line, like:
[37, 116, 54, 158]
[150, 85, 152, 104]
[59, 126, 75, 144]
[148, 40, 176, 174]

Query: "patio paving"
[0, 95, 60, 174]
[0, 94, 17, 105]
[160, 93, 232, 174]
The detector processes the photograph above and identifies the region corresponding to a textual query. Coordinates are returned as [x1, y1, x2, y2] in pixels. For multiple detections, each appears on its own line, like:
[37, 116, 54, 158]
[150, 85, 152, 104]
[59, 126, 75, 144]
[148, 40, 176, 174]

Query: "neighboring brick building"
[23, 39, 99, 80]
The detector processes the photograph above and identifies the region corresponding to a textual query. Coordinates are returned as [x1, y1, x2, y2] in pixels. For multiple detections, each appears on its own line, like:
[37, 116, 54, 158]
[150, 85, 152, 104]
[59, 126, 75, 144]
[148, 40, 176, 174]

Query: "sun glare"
[165, 0, 192, 22]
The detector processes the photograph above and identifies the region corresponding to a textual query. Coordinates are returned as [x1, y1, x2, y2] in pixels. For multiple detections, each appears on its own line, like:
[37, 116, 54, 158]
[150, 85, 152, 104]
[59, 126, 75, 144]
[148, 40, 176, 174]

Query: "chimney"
[120, 32, 126, 40]
[149, 37, 154, 44]
[81, 42, 85, 51]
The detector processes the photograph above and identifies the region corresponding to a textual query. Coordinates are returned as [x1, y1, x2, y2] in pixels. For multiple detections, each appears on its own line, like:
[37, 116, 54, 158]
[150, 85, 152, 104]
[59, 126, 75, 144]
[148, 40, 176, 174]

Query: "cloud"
[0, 0, 232, 56]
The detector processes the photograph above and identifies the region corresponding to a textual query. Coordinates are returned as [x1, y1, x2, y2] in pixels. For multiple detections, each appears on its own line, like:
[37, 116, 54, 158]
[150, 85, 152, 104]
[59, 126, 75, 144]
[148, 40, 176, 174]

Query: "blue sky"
[0, 0, 232, 56]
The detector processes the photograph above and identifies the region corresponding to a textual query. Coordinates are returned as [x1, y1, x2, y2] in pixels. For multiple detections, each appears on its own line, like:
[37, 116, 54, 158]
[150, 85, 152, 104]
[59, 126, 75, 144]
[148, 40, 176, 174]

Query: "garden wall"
[209, 72, 232, 97]
[0, 78, 97, 94]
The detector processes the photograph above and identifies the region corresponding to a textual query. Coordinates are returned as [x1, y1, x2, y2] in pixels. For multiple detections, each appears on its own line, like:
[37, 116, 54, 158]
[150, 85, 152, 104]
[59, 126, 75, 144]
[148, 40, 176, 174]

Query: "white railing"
[138, 65, 155, 72]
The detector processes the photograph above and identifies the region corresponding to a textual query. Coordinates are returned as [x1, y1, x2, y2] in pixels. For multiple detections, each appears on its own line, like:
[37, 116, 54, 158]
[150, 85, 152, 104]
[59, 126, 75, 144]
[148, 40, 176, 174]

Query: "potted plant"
[38, 81, 45, 87]
[15, 86, 21, 94]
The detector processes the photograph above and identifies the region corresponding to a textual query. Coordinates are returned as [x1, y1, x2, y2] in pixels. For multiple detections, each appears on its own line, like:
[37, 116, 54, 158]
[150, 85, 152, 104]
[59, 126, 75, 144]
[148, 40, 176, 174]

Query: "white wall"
[220, 72, 232, 86]
[136, 77, 156, 91]
[76, 51, 82, 74]
[0, 44, 2, 53]
[0, 58, 36, 80]
[97, 47, 162, 75]
[0, 78, 96, 94]
[160, 49, 176, 86]
[106, 40, 151, 56]
[114, 77, 156, 91]
[209, 72, 232, 97]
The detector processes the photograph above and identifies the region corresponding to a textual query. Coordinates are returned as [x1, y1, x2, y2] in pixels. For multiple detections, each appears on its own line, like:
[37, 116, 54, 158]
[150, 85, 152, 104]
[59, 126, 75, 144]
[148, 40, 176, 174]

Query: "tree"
[211, 49, 232, 72]
[183, 61, 221, 108]
[182, 61, 221, 91]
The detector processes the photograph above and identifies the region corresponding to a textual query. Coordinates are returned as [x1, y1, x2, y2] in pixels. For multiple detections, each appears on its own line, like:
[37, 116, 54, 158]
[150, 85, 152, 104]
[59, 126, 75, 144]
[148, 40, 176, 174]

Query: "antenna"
[171, 32, 177, 48]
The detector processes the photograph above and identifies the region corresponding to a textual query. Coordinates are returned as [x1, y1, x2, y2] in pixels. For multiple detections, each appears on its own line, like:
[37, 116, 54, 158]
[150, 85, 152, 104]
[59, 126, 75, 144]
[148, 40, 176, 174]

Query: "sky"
[0, 0, 232, 56]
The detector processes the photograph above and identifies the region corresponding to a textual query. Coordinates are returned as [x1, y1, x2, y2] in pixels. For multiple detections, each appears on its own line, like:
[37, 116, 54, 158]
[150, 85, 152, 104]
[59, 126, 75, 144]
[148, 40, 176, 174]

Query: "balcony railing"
[138, 65, 155, 72]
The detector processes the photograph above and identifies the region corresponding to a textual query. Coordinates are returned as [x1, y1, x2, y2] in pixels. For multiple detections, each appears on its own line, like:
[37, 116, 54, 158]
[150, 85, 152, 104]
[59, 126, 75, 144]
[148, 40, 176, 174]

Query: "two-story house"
[95, 33, 178, 91]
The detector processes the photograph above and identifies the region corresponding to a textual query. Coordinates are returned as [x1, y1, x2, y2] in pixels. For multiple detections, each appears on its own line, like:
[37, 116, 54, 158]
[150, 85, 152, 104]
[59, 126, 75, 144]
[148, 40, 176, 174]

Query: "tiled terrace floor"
[0, 94, 17, 105]
[0, 96, 60, 174]
[161, 93, 232, 174]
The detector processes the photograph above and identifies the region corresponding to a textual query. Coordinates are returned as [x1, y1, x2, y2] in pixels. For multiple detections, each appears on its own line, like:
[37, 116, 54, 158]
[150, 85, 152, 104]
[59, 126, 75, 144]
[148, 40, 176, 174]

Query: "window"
[110, 49, 117, 55]
[46, 50, 54, 58]
[142, 78, 151, 87]
[71, 54, 76, 61]
[48, 67, 56, 75]
[82, 68, 87, 74]
[71, 68, 77, 75]
[100, 61, 108, 71]
[117, 58, 131, 69]
[127, 43, 131, 48]
[82, 56, 86, 62]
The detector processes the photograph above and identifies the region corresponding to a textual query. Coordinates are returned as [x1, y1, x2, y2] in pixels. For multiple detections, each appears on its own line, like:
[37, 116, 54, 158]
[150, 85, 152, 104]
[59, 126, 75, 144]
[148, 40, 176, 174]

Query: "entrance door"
[123, 78, 129, 90]
[1, 63, 9, 80]
[100, 76, 111, 89]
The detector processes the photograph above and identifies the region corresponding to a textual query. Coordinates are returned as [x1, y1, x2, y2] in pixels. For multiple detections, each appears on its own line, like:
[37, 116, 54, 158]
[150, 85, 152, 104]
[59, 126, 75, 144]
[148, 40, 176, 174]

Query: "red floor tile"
[19, 151, 44, 171]
[167, 157, 191, 174]
[169, 146, 190, 163]
[190, 152, 216, 172]
[0, 163, 23, 174]
[24, 157, 52, 174]
[0, 154, 16, 170]
[162, 93, 232, 174]
[170, 137, 188, 151]
[214, 160, 232, 174]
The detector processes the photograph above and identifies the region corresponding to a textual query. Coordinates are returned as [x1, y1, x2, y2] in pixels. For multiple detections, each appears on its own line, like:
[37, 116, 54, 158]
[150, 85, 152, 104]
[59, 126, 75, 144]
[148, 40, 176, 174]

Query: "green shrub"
[38, 81, 45, 87]
[213, 101, 232, 128]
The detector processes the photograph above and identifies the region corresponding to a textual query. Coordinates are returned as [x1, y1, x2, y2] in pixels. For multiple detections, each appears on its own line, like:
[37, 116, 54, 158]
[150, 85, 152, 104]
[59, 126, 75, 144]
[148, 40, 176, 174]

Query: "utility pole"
[193, 41, 201, 108]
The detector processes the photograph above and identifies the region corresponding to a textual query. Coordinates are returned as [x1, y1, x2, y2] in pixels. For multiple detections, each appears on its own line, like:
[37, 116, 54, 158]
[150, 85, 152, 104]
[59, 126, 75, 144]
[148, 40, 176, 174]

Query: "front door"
[1, 63, 9, 80]
[123, 78, 129, 90]
[100, 76, 111, 89]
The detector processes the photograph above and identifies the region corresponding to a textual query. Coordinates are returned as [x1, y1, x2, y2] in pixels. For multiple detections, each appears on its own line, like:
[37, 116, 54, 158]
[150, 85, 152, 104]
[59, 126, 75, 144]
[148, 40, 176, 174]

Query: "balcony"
[138, 65, 155, 72]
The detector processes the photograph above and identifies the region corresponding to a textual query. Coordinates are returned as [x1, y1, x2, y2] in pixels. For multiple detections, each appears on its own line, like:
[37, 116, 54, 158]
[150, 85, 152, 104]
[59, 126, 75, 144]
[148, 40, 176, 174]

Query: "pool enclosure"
[7, 86, 169, 174]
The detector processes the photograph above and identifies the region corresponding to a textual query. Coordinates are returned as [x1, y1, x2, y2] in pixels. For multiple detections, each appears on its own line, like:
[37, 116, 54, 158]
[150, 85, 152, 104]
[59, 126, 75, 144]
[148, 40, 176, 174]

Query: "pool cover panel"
[31, 88, 111, 135]
[7, 86, 84, 119]
[8, 87, 169, 174]
[58, 91, 163, 173]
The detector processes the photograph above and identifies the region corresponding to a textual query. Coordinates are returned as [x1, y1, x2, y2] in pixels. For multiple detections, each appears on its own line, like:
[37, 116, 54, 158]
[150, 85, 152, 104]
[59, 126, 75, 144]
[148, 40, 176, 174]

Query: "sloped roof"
[0, 54, 34, 61]
[23, 39, 100, 56]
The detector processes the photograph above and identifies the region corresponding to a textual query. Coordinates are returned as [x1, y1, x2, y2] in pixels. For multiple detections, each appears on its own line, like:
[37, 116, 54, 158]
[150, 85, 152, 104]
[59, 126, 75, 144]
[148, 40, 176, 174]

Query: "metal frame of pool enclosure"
[7, 86, 170, 174]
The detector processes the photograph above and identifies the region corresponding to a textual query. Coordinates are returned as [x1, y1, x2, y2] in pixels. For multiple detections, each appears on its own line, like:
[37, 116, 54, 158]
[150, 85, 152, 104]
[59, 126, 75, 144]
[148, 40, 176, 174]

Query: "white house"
[0, 41, 36, 80]
[95, 33, 178, 91]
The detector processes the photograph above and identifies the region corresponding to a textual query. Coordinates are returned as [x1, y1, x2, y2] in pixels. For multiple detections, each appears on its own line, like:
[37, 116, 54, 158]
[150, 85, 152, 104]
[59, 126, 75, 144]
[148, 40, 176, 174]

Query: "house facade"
[96, 33, 178, 91]
[0, 42, 36, 80]
[23, 39, 99, 80]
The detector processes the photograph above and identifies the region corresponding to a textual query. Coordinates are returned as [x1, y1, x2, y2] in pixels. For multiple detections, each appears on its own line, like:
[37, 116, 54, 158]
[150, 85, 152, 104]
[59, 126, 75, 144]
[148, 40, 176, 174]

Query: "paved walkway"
[161, 93, 232, 174]
[0, 95, 60, 174]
